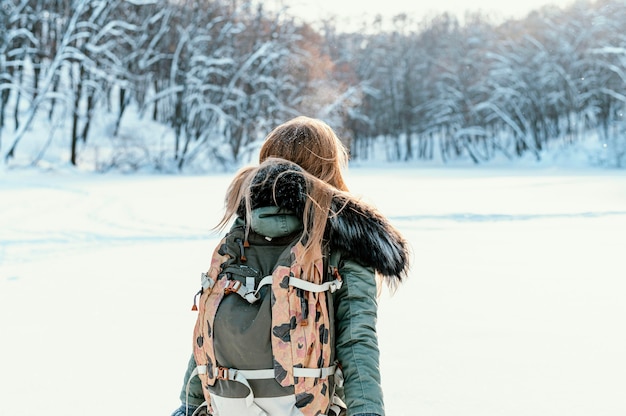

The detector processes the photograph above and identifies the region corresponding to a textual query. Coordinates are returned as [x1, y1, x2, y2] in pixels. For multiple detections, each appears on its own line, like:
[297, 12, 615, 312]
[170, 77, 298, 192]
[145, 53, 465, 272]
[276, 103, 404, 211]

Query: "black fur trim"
[327, 198, 409, 280]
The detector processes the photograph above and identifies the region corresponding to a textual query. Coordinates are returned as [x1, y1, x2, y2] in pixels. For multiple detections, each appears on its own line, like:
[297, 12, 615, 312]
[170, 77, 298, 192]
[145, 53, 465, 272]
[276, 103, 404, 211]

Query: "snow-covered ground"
[1, 165, 625, 415]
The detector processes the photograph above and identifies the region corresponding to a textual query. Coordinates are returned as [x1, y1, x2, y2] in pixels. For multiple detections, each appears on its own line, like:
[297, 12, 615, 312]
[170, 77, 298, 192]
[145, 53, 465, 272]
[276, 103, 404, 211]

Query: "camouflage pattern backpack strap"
[191, 237, 232, 413]
[271, 241, 341, 415]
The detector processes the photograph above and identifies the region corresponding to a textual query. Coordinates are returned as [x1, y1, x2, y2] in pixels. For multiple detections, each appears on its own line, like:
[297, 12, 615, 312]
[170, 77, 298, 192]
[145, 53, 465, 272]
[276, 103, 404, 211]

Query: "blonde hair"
[216, 117, 351, 278]
[259, 116, 349, 192]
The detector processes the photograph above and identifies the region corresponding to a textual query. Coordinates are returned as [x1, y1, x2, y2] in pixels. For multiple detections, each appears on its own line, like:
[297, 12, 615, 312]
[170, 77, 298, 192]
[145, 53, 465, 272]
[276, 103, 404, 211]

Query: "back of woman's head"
[259, 116, 349, 191]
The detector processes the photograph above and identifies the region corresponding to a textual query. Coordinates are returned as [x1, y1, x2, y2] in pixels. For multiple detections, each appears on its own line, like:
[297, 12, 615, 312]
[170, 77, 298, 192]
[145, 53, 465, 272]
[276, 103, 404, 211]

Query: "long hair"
[215, 117, 351, 278]
[258, 116, 349, 192]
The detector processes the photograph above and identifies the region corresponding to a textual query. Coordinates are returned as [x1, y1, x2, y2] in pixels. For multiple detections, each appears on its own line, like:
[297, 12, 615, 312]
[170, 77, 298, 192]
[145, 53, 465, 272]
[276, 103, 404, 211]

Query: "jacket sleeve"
[177, 354, 206, 407]
[333, 259, 385, 416]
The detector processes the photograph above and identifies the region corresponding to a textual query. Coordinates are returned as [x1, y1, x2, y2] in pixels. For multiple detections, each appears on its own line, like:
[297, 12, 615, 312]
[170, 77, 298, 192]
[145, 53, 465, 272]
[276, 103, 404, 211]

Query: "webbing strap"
[195, 364, 337, 381]
[289, 277, 343, 294]
[201, 272, 215, 290]
[214, 367, 256, 407]
[191, 364, 337, 410]
[329, 393, 347, 416]
[216, 367, 275, 380]
[228, 275, 343, 304]
[293, 365, 336, 378]
[184, 367, 201, 416]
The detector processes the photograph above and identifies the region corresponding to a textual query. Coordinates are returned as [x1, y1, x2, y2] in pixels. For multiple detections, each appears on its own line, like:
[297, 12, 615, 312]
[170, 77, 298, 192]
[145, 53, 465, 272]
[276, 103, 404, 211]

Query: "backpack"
[189, 225, 346, 416]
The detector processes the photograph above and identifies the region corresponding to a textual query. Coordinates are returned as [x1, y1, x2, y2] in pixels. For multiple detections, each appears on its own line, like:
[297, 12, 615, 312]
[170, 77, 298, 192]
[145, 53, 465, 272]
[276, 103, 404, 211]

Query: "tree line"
[1, 0, 624, 170]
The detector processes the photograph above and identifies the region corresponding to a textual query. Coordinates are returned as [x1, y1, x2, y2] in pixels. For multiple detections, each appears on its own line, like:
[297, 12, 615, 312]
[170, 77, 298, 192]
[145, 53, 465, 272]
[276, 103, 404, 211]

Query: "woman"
[171, 116, 409, 416]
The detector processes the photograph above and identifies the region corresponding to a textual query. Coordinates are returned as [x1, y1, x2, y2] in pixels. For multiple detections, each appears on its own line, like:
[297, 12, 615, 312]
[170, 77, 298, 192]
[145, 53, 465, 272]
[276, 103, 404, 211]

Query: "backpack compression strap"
[186, 364, 343, 414]
[225, 275, 343, 304]
[193, 364, 338, 408]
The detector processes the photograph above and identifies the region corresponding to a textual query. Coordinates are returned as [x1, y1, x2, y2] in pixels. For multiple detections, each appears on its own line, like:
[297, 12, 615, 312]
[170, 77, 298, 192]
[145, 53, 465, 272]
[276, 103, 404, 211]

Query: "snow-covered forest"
[1, 0, 625, 171]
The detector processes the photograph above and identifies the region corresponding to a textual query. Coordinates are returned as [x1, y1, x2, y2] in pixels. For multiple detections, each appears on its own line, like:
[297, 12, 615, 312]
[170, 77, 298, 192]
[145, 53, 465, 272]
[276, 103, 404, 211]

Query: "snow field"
[1, 167, 625, 415]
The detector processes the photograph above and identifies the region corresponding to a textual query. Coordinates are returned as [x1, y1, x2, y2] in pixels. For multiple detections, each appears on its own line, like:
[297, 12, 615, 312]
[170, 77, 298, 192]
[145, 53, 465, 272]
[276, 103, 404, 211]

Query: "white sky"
[275, 0, 576, 26]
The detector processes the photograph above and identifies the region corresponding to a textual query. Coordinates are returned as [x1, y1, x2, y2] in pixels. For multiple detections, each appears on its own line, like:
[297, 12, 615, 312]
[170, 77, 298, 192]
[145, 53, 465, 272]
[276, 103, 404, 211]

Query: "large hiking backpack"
[190, 225, 346, 416]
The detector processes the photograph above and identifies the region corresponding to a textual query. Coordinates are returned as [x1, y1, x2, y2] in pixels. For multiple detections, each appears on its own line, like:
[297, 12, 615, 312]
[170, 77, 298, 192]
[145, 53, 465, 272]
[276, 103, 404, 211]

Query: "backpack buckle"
[224, 280, 242, 295]
[216, 367, 230, 380]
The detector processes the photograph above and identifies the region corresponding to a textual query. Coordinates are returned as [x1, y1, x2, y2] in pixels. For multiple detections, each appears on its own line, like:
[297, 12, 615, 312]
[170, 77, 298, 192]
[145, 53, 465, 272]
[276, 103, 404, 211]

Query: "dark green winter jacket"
[179, 163, 409, 416]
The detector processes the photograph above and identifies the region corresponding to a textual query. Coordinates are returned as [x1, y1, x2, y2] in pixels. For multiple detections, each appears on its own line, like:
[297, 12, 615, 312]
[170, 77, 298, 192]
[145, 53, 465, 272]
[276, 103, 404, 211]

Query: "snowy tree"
[0, 0, 39, 147]
[1, 0, 625, 169]
[148, 1, 298, 168]
[3, 0, 131, 164]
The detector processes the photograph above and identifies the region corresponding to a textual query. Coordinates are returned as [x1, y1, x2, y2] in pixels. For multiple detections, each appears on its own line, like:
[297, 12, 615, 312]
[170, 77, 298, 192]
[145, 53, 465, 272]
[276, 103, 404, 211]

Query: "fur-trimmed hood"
[239, 162, 410, 283]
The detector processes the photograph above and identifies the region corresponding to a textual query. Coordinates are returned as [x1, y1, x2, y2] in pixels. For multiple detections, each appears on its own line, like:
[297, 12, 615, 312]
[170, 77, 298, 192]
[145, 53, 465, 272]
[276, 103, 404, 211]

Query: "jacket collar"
[249, 206, 303, 238]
